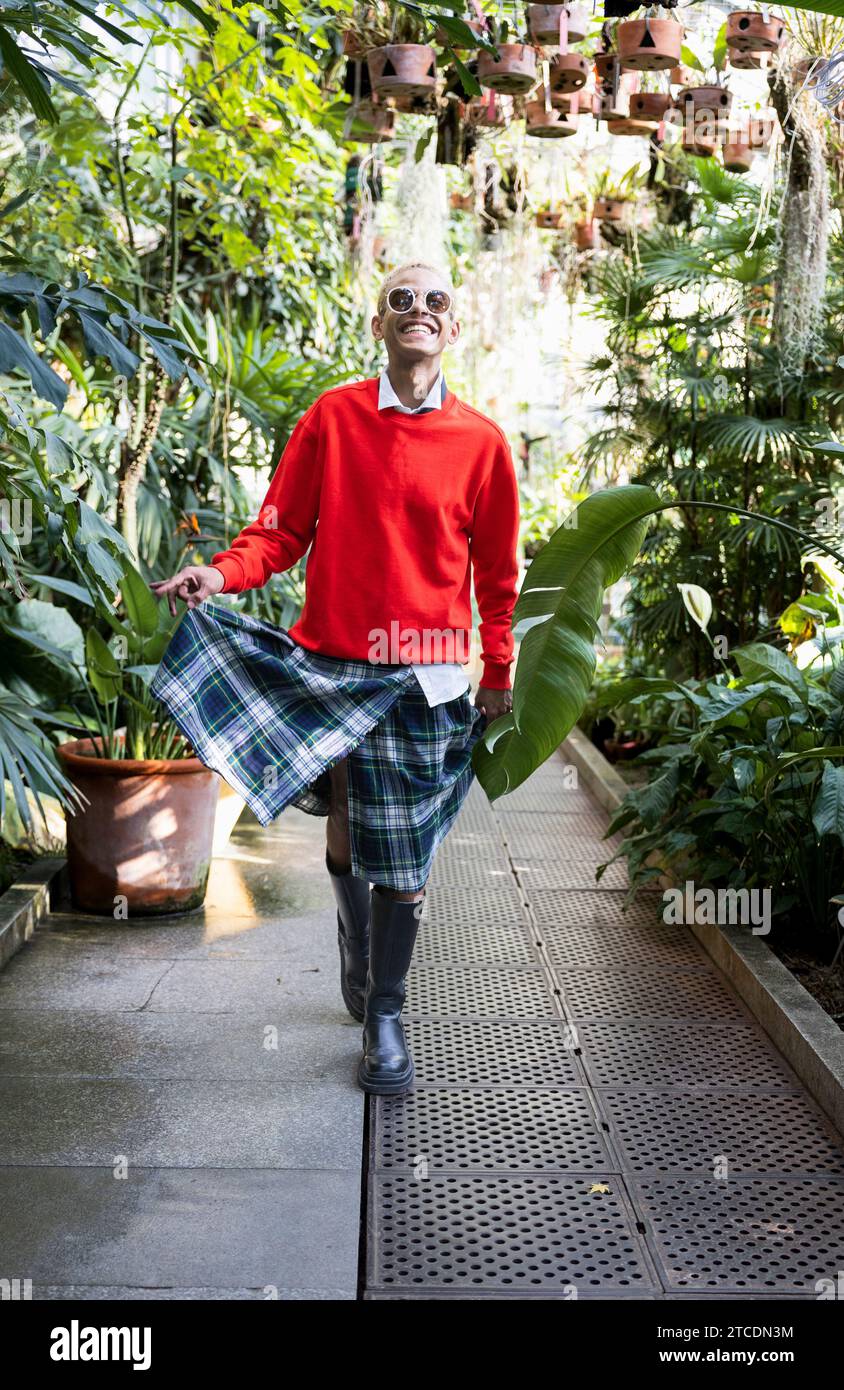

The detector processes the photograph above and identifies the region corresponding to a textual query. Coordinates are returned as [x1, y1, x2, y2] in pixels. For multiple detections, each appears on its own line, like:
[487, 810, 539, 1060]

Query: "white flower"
[678, 583, 713, 632]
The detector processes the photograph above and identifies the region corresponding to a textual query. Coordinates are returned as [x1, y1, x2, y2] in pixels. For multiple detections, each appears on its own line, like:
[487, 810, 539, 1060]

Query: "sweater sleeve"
[211, 398, 323, 594]
[469, 433, 521, 690]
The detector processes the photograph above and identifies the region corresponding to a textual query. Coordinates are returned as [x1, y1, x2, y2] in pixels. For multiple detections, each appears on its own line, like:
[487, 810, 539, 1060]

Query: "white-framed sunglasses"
[386, 285, 453, 316]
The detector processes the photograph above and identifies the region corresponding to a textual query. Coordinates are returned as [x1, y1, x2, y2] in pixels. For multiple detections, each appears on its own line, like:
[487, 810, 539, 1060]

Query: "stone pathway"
[2, 750, 844, 1299]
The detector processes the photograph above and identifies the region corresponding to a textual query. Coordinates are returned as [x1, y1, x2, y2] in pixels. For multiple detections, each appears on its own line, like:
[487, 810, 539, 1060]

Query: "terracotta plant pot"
[527, 4, 568, 47]
[552, 89, 592, 115]
[550, 52, 591, 91]
[727, 11, 786, 53]
[728, 46, 773, 71]
[723, 140, 753, 172]
[682, 129, 717, 157]
[366, 43, 437, 98]
[535, 208, 563, 229]
[749, 113, 774, 148]
[574, 218, 598, 250]
[594, 52, 619, 82]
[617, 17, 683, 71]
[607, 116, 655, 137]
[342, 30, 368, 59]
[526, 99, 578, 136]
[679, 84, 733, 115]
[669, 63, 698, 88]
[343, 102, 395, 143]
[449, 189, 475, 211]
[592, 196, 627, 221]
[598, 82, 638, 120]
[629, 92, 672, 123]
[478, 43, 538, 93]
[57, 737, 219, 916]
[564, 4, 589, 43]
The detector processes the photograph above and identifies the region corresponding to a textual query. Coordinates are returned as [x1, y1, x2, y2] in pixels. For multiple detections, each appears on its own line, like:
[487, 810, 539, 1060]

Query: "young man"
[150, 261, 520, 1095]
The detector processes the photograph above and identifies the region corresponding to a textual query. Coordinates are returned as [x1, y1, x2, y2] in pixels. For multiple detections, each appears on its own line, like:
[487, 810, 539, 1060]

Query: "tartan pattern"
[150, 603, 487, 891]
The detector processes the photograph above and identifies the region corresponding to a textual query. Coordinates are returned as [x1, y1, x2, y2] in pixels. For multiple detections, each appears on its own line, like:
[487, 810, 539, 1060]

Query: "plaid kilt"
[150, 604, 488, 891]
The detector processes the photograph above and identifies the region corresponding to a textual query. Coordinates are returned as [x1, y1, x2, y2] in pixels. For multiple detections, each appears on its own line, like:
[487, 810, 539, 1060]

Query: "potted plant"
[527, 4, 568, 48]
[564, 5, 590, 44]
[342, 101, 396, 144]
[339, 3, 438, 100]
[535, 201, 564, 228]
[526, 98, 578, 136]
[594, 48, 640, 118]
[574, 216, 598, 250]
[629, 91, 673, 124]
[677, 24, 734, 147]
[477, 14, 539, 93]
[618, 10, 684, 71]
[550, 50, 591, 92]
[56, 566, 221, 916]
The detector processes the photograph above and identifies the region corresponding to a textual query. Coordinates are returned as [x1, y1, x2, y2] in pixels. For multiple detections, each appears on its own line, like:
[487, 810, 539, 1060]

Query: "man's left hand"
[475, 687, 513, 722]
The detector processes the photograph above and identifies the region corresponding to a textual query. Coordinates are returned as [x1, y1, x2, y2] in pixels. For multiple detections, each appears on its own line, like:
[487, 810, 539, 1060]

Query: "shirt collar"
[378, 367, 444, 414]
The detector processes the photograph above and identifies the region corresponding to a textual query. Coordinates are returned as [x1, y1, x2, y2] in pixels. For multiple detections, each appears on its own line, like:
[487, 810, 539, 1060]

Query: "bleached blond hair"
[376, 261, 456, 318]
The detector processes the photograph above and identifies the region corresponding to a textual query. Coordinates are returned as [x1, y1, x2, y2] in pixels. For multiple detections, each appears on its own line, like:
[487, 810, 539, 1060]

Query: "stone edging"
[562, 724, 844, 1137]
[0, 857, 66, 971]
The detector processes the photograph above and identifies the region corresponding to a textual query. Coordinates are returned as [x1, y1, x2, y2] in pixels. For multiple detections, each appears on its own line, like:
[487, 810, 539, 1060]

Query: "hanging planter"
[549, 52, 591, 92]
[749, 112, 774, 148]
[617, 16, 683, 72]
[726, 11, 786, 53]
[342, 30, 369, 59]
[552, 89, 592, 116]
[723, 140, 753, 172]
[680, 85, 733, 116]
[527, 4, 568, 47]
[682, 128, 717, 157]
[574, 218, 598, 250]
[607, 116, 655, 137]
[669, 62, 698, 88]
[478, 43, 538, 93]
[629, 92, 672, 123]
[526, 99, 578, 136]
[597, 76, 639, 121]
[536, 208, 564, 228]
[450, 189, 475, 211]
[592, 196, 627, 221]
[564, 5, 589, 43]
[343, 102, 396, 143]
[727, 47, 774, 71]
[367, 43, 437, 98]
[594, 52, 618, 83]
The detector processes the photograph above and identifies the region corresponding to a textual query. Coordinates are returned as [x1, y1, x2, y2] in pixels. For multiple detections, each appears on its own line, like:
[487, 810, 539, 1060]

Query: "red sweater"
[211, 377, 521, 690]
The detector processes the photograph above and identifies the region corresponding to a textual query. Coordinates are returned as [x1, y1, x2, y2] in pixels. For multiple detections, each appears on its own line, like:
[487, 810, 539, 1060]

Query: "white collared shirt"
[377, 366, 471, 708]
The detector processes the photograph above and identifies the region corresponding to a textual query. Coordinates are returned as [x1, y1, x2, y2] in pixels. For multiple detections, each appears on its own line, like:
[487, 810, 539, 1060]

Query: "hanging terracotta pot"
[749, 113, 775, 148]
[594, 52, 619, 82]
[682, 129, 717, 157]
[592, 197, 627, 221]
[478, 43, 538, 93]
[551, 89, 592, 115]
[574, 217, 598, 250]
[550, 52, 591, 91]
[629, 92, 672, 123]
[57, 737, 220, 915]
[450, 189, 475, 211]
[679, 85, 733, 115]
[618, 16, 683, 71]
[367, 43, 437, 98]
[342, 30, 368, 59]
[564, 5, 589, 43]
[598, 75, 639, 121]
[727, 11, 786, 53]
[526, 99, 578, 136]
[723, 141, 753, 172]
[527, 4, 568, 47]
[727, 46, 773, 71]
[607, 116, 654, 137]
[343, 101, 396, 143]
[669, 63, 698, 88]
[536, 208, 563, 228]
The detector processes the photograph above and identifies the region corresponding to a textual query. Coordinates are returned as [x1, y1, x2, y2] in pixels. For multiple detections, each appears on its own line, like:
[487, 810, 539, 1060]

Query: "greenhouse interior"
[2, 0, 844, 1345]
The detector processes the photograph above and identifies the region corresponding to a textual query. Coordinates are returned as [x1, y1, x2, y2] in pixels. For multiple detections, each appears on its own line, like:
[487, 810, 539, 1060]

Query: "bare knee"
[375, 884, 427, 903]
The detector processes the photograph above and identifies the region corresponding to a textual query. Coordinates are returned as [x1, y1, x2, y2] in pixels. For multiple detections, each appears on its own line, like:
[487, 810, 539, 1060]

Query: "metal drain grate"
[497, 785, 594, 813]
[578, 1022, 800, 1090]
[518, 857, 629, 893]
[439, 828, 510, 860]
[558, 967, 750, 1023]
[633, 1176, 844, 1293]
[415, 920, 537, 967]
[372, 1088, 613, 1171]
[599, 1090, 844, 1175]
[538, 920, 709, 971]
[527, 889, 667, 930]
[368, 1173, 658, 1293]
[422, 884, 528, 929]
[404, 1019, 583, 1087]
[428, 857, 519, 889]
[406, 964, 557, 1019]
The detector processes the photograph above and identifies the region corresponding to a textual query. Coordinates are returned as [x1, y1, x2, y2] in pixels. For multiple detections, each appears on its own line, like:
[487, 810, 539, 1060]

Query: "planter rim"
[57, 735, 209, 779]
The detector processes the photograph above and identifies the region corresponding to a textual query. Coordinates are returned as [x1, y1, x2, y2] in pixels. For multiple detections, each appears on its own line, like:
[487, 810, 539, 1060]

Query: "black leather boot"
[326, 851, 370, 1022]
[358, 886, 422, 1095]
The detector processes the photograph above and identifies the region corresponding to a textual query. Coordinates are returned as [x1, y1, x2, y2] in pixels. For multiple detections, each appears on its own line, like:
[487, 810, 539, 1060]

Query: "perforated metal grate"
[633, 1176, 844, 1293]
[558, 966, 750, 1023]
[422, 883, 528, 929]
[369, 1174, 659, 1293]
[538, 920, 709, 971]
[528, 889, 667, 930]
[578, 1022, 800, 1091]
[406, 964, 557, 1019]
[373, 1087, 613, 1171]
[439, 828, 510, 860]
[428, 857, 519, 889]
[600, 1090, 844, 1175]
[405, 1019, 583, 1087]
[416, 920, 537, 967]
[518, 856, 629, 893]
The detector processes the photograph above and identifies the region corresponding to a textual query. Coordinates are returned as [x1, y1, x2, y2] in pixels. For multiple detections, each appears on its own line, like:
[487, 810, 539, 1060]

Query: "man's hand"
[149, 564, 225, 617]
[475, 686, 513, 722]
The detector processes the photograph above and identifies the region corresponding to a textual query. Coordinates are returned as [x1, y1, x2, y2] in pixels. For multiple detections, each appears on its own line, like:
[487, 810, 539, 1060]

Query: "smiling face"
[372, 264, 460, 367]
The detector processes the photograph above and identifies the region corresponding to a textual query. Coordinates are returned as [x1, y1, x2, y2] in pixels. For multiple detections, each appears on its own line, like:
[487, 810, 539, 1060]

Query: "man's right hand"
[149, 565, 225, 617]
